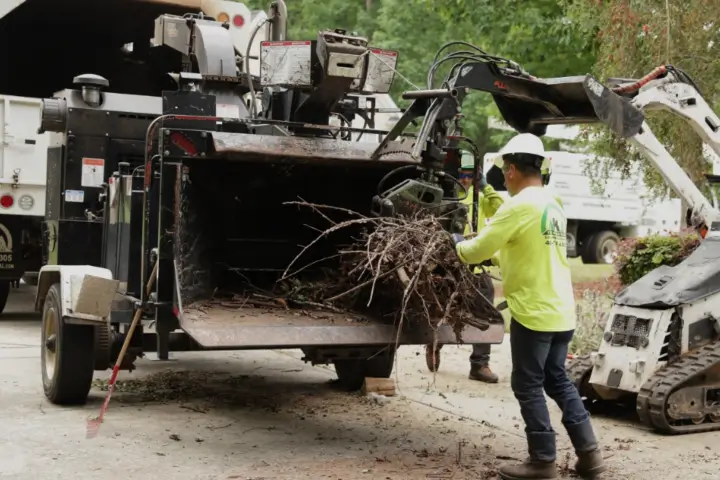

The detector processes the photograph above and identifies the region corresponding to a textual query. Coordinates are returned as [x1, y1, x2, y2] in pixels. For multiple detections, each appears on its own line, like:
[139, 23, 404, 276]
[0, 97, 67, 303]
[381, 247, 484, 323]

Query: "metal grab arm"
[628, 122, 717, 230]
[632, 81, 720, 159]
[626, 80, 720, 231]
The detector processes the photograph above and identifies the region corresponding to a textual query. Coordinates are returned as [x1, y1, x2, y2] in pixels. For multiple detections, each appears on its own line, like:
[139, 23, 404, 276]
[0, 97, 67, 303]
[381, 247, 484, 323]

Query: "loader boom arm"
[625, 79, 720, 232]
[376, 54, 720, 235]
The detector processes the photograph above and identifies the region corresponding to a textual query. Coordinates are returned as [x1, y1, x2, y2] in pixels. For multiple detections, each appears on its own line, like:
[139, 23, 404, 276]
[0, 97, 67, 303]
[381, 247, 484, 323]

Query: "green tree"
[564, 0, 720, 197]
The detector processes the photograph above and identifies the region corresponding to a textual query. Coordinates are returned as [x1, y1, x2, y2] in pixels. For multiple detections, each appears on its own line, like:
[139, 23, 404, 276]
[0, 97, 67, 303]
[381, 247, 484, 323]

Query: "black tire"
[41, 283, 95, 405]
[333, 348, 396, 391]
[566, 231, 579, 258]
[0, 281, 9, 315]
[583, 230, 620, 265]
[579, 234, 595, 264]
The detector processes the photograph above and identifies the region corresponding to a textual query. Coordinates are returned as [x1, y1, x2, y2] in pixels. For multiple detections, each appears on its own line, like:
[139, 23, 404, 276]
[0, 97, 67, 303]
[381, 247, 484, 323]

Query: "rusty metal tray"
[179, 305, 505, 349]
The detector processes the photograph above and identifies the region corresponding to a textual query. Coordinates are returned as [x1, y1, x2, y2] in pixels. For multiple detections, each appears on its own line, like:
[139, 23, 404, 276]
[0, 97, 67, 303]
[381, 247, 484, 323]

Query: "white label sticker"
[260, 41, 312, 87]
[65, 189, 85, 203]
[81, 158, 105, 188]
[217, 103, 241, 119]
[364, 48, 398, 94]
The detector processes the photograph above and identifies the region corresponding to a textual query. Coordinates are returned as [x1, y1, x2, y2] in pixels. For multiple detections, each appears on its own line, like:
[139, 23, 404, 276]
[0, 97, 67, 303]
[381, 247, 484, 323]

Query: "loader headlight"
[18, 195, 34, 210]
[603, 331, 613, 343]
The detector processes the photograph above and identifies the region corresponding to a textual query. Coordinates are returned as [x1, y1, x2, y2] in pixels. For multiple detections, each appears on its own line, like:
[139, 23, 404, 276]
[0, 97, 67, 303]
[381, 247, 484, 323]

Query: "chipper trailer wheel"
[41, 283, 95, 405]
[333, 349, 396, 391]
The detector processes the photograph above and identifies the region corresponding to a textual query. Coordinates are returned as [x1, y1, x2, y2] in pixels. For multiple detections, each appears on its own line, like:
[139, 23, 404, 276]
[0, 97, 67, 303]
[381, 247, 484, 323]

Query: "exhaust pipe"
[266, 0, 287, 41]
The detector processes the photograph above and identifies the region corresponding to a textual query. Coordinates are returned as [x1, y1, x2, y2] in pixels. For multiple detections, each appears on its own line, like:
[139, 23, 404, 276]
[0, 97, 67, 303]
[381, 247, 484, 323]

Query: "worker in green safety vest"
[425, 149, 504, 383]
[450, 133, 606, 480]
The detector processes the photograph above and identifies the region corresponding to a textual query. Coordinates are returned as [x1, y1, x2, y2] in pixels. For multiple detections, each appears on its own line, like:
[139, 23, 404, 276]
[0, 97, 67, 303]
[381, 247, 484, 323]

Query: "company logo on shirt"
[540, 203, 567, 248]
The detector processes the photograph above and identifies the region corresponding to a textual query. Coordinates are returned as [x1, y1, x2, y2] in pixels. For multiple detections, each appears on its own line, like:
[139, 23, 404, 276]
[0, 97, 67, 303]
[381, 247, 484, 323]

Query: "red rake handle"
[86, 261, 158, 438]
[95, 366, 120, 423]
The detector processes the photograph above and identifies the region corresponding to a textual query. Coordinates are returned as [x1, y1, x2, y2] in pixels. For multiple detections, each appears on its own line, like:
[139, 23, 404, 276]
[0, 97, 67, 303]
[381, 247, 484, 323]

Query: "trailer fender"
[35, 266, 119, 323]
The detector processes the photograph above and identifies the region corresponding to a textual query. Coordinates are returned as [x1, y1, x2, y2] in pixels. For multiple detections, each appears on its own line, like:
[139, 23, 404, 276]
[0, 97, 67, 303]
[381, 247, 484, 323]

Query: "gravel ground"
[0, 284, 717, 479]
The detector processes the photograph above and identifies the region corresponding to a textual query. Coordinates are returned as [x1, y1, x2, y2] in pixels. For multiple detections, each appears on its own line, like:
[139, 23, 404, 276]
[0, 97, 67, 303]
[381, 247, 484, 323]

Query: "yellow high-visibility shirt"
[455, 186, 575, 332]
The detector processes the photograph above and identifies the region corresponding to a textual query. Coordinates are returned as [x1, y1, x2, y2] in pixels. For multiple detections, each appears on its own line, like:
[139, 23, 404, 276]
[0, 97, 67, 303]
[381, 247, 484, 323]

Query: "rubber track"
[566, 354, 593, 390]
[636, 341, 720, 434]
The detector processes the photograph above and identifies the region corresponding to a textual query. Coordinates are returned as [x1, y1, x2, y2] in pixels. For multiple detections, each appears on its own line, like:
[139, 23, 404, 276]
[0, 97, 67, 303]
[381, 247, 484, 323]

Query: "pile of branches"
[283, 202, 504, 339]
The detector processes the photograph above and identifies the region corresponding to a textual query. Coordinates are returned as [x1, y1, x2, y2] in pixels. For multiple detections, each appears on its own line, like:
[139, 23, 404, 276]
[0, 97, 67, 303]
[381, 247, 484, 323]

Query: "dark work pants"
[469, 344, 490, 366]
[470, 274, 494, 366]
[509, 319, 598, 462]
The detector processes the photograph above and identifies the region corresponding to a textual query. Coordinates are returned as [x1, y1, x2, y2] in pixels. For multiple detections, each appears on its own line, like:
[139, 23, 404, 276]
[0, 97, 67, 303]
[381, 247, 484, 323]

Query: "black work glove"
[449, 233, 465, 245]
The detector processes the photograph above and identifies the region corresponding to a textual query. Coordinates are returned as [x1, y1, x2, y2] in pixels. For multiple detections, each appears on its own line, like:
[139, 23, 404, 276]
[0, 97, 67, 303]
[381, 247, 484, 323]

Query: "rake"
[86, 260, 159, 439]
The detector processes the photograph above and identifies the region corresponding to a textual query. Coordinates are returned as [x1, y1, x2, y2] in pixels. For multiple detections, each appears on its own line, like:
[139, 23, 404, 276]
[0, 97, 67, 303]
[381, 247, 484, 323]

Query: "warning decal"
[81, 158, 105, 188]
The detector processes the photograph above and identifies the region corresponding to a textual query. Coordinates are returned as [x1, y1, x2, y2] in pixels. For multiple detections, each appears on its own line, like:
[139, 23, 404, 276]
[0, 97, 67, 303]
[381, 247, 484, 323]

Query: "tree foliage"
[564, 0, 720, 196]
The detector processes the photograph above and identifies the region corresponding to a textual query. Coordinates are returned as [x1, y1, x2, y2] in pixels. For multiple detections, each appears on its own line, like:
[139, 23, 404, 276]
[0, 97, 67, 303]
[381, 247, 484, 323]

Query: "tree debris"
[282, 201, 504, 341]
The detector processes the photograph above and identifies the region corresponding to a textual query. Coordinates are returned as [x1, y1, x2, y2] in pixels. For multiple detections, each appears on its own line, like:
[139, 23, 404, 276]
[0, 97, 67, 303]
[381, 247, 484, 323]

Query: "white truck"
[483, 150, 683, 264]
[0, 0, 271, 313]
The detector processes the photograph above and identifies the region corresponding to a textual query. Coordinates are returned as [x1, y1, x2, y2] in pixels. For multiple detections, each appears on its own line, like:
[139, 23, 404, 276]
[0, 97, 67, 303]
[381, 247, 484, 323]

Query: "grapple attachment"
[582, 75, 645, 138]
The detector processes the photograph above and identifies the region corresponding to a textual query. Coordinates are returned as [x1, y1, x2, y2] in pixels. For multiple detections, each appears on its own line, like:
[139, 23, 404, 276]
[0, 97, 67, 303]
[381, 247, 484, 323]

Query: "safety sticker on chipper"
[260, 40, 313, 88]
[81, 158, 105, 188]
[364, 48, 398, 94]
[0, 223, 14, 269]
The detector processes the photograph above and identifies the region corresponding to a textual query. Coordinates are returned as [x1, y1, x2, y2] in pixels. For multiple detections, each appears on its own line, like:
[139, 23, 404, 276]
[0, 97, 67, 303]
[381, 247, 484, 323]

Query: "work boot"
[469, 364, 499, 383]
[574, 449, 607, 478]
[499, 431, 558, 479]
[566, 420, 607, 478]
[425, 344, 441, 372]
[498, 459, 558, 480]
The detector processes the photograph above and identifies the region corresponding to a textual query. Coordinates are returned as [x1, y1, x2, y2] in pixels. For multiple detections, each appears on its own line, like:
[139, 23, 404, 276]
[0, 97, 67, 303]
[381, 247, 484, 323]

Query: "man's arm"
[480, 185, 504, 219]
[456, 203, 521, 265]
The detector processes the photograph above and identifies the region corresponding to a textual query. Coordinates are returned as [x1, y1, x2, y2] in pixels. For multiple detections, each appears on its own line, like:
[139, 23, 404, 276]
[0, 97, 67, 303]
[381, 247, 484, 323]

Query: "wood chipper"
[34, 2, 507, 405]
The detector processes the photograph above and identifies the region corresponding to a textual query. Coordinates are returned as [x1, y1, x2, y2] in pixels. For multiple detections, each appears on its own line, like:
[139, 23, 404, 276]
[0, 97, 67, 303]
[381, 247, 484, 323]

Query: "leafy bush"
[613, 230, 701, 287]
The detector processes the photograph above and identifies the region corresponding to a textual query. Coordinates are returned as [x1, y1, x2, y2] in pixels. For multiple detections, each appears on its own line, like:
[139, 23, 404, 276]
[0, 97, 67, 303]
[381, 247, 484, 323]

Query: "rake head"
[86, 416, 104, 439]
[86, 366, 120, 439]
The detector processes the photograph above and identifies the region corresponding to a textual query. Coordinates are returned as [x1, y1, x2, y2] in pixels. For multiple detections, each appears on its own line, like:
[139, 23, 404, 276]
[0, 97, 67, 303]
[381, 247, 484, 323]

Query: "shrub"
[613, 229, 701, 287]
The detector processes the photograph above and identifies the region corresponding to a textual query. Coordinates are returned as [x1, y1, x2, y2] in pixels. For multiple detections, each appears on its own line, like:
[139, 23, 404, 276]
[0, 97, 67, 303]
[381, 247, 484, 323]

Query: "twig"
[323, 259, 415, 303]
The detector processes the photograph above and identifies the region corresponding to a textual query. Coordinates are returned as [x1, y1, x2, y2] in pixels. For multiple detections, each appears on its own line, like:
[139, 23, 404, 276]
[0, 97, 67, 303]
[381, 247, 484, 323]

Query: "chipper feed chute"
[169, 130, 504, 350]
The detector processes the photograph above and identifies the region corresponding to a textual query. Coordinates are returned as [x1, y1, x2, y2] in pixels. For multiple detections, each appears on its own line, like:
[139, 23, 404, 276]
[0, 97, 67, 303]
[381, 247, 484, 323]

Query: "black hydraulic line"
[402, 88, 458, 100]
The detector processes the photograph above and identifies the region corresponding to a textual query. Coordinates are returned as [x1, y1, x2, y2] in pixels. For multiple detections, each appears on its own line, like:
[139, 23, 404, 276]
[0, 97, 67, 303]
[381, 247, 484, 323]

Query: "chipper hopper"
[36, 4, 507, 405]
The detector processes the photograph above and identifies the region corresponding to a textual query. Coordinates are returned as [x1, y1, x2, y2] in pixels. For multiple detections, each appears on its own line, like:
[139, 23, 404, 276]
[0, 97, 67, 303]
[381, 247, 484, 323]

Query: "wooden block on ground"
[362, 377, 396, 397]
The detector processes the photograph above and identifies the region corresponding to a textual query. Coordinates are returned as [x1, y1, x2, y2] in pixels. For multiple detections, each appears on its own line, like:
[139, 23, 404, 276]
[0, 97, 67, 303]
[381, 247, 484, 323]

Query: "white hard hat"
[491, 133, 550, 171]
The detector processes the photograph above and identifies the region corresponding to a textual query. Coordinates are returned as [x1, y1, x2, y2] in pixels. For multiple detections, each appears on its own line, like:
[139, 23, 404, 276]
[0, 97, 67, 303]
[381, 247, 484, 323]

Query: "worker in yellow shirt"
[451, 134, 606, 480]
[425, 150, 503, 383]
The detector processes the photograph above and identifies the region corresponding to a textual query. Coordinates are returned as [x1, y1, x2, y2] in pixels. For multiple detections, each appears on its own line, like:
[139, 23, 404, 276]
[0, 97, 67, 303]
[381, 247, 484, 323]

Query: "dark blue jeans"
[510, 319, 598, 462]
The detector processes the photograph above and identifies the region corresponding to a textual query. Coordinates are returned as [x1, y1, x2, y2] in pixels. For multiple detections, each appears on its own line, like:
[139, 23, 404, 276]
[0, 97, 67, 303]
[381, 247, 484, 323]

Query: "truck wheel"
[333, 349, 396, 391]
[0, 281, 9, 315]
[41, 283, 95, 405]
[566, 231, 578, 258]
[583, 231, 620, 264]
[22, 272, 39, 286]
